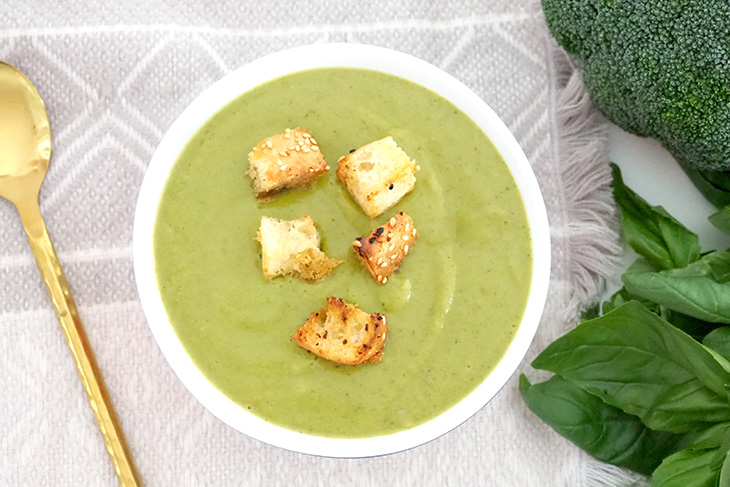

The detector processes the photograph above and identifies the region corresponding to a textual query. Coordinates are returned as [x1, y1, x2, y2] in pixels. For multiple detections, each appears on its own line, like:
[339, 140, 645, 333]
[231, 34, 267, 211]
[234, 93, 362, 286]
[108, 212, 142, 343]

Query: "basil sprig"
[521, 165, 730, 486]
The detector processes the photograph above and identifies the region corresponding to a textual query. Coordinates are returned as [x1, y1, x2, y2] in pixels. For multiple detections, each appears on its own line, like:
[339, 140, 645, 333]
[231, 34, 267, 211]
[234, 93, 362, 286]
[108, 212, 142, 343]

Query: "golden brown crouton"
[353, 211, 418, 285]
[247, 128, 329, 197]
[292, 297, 388, 365]
[336, 137, 418, 218]
[257, 216, 341, 281]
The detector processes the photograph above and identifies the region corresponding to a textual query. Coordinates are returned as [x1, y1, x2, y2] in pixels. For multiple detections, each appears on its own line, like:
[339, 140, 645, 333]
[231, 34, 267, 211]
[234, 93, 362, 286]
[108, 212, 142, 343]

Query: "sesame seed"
[377, 275, 383, 282]
[405, 223, 410, 231]
[391, 254, 397, 260]
[402, 235, 409, 241]
[377, 257, 383, 264]
[280, 165, 287, 170]
[389, 217, 396, 226]
[382, 277, 388, 284]
[404, 245, 409, 253]
[389, 243, 395, 251]
[276, 159, 283, 165]
[279, 151, 287, 156]
[266, 140, 273, 148]
[310, 137, 317, 145]
[303, 147, 311, 153]
[353, 240, 362, 248]
[303, 132, 311, 138]
[380, 262, 387, 267]
[412, 229, 417, 236]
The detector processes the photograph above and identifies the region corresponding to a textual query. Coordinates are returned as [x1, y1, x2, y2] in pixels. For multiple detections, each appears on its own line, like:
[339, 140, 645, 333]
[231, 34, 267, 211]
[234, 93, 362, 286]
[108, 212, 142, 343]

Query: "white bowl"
[133, 43, 551, 458]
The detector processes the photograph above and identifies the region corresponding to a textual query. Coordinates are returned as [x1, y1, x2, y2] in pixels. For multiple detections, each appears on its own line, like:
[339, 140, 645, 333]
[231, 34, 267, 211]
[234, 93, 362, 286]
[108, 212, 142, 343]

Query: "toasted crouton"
[292, 297, 388, 365]
[336, 137, 418, 218]
[257, 216, 342, 281]
[353, 211, 418, 285]
[247, 128, 329, 197]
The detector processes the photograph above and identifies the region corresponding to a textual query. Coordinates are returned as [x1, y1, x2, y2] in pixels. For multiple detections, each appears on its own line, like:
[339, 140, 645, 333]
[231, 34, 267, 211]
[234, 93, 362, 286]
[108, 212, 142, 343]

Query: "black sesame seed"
[389, 183, 394, 190]
[375, 227, 384, 236]
[369, 237, 376, 243]
[349, 149, 356, 153]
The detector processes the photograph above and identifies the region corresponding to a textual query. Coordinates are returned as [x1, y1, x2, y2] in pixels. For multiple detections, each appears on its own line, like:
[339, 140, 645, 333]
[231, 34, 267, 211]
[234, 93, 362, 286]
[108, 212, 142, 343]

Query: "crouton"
[353, 211, 418, 285]
[336, 137, 418, 218]
[247, 128, 329, 197]
[256, 216, 341, 281]
[292, 297, 388, 365]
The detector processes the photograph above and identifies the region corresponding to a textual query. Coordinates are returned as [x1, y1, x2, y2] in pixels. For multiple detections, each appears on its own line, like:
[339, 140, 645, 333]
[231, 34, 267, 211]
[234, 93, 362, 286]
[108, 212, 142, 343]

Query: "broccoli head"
[542, 0, 730, 172]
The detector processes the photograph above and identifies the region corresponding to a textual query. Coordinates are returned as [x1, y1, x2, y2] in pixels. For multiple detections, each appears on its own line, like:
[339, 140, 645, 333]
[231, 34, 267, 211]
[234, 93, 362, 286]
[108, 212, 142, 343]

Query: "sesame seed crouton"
[257, 216, 341, 281]
[353, 211, 418, 285]
[336, 137, 418, 218]
[292, 297, 388, 365]
[247, 128, 329, 197]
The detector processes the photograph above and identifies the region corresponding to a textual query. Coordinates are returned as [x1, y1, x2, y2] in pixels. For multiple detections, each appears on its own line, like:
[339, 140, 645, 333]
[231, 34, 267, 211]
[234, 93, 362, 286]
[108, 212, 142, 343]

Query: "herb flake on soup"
[154, 68, 532, 438]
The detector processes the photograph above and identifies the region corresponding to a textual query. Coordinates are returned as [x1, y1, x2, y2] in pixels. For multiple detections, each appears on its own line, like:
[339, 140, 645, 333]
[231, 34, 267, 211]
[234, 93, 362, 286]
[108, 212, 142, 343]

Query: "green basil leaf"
[709, 206, 730, 236]
[663, 310, 724, 342]
[602, 287, 659, 315]
[519, 374, 689, 475]
[532, 301, 730, 432]
[704, 328, 730, 362]
[623, 251, 730, 324]
[653, 447, 720, 487]
[719, 449, 730, 487]
[611, 163, 701, 269]
[653, 423, 730, 486]
[676, 157, 730, 209]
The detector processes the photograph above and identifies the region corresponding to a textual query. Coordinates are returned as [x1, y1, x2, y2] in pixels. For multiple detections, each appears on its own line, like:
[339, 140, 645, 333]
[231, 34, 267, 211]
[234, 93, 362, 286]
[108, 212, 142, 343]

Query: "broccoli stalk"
[542, 0, 730, 182]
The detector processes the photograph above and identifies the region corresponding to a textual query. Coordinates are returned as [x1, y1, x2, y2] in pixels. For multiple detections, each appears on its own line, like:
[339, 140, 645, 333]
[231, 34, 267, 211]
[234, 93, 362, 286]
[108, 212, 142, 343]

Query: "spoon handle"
[15, 198, 142, 487]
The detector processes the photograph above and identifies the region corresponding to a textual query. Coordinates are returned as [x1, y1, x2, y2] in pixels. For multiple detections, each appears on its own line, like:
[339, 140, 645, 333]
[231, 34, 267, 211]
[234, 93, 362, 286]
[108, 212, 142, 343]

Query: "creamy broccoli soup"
[154, 68, 532, 438]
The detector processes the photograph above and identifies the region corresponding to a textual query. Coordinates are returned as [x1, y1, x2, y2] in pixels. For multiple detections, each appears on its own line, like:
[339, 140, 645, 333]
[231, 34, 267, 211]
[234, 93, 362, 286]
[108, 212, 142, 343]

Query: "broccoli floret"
[542, 0, 730, 172]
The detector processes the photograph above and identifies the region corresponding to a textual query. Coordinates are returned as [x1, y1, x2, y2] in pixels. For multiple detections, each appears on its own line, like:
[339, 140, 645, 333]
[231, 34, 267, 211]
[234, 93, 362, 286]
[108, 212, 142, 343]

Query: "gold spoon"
[0, 62, 142, 486]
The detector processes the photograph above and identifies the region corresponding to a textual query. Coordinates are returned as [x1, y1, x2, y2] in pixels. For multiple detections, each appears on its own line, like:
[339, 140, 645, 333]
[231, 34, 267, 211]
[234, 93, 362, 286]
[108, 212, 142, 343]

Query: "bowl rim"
[133, 42, 551, 458]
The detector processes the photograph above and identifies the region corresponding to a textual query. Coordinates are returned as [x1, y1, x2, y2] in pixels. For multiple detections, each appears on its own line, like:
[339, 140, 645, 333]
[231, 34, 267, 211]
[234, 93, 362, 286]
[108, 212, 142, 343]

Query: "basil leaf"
[602, 286, 660, 316]
[519, 374, 688, 475]
[709, 206, 730, 236]
[653, 423, 730, 487]
[676, 157, 730, 209]
[663, 310, 724, 342]
[653, 447, 719, 487]
[623, 251, 730, 324]
[720, 449, 730, 487]
[611, 163, 701, 269]
[532, 302, 730, 432]
[704, 328, 730, 362]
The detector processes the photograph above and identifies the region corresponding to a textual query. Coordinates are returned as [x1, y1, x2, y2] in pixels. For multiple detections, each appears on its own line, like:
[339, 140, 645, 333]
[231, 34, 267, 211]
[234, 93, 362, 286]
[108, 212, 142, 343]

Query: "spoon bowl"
[0, 62, 50, 204]
[0, 61, 142, 486]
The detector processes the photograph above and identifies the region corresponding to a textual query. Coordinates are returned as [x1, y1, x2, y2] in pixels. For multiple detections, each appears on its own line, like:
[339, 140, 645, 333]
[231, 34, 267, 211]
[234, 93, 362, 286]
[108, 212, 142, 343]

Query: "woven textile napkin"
[0, 1, 632, 485]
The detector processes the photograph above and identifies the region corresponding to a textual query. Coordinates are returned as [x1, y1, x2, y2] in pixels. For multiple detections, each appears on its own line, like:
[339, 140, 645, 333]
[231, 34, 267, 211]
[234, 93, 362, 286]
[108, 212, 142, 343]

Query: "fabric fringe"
[584, 459, 650, 487]
[548, 39, 648, 487]
[549, 44, 623, 324]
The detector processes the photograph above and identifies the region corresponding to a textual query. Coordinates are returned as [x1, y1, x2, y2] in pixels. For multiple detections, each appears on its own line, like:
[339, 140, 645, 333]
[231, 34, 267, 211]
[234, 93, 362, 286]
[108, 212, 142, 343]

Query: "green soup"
[154, 68, 532, 438]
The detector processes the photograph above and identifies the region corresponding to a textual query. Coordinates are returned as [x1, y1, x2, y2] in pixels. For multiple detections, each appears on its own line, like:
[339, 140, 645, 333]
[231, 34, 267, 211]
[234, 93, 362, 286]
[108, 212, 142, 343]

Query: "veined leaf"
[532, 302, 730, 432]
[623, 251, 730, 324]
[519, 375, 688, 475]
[709, 206, 730, 236]
[653, 423, 730, 487]
[704, 328, 730, 363]
[611, 164, 700, 270]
